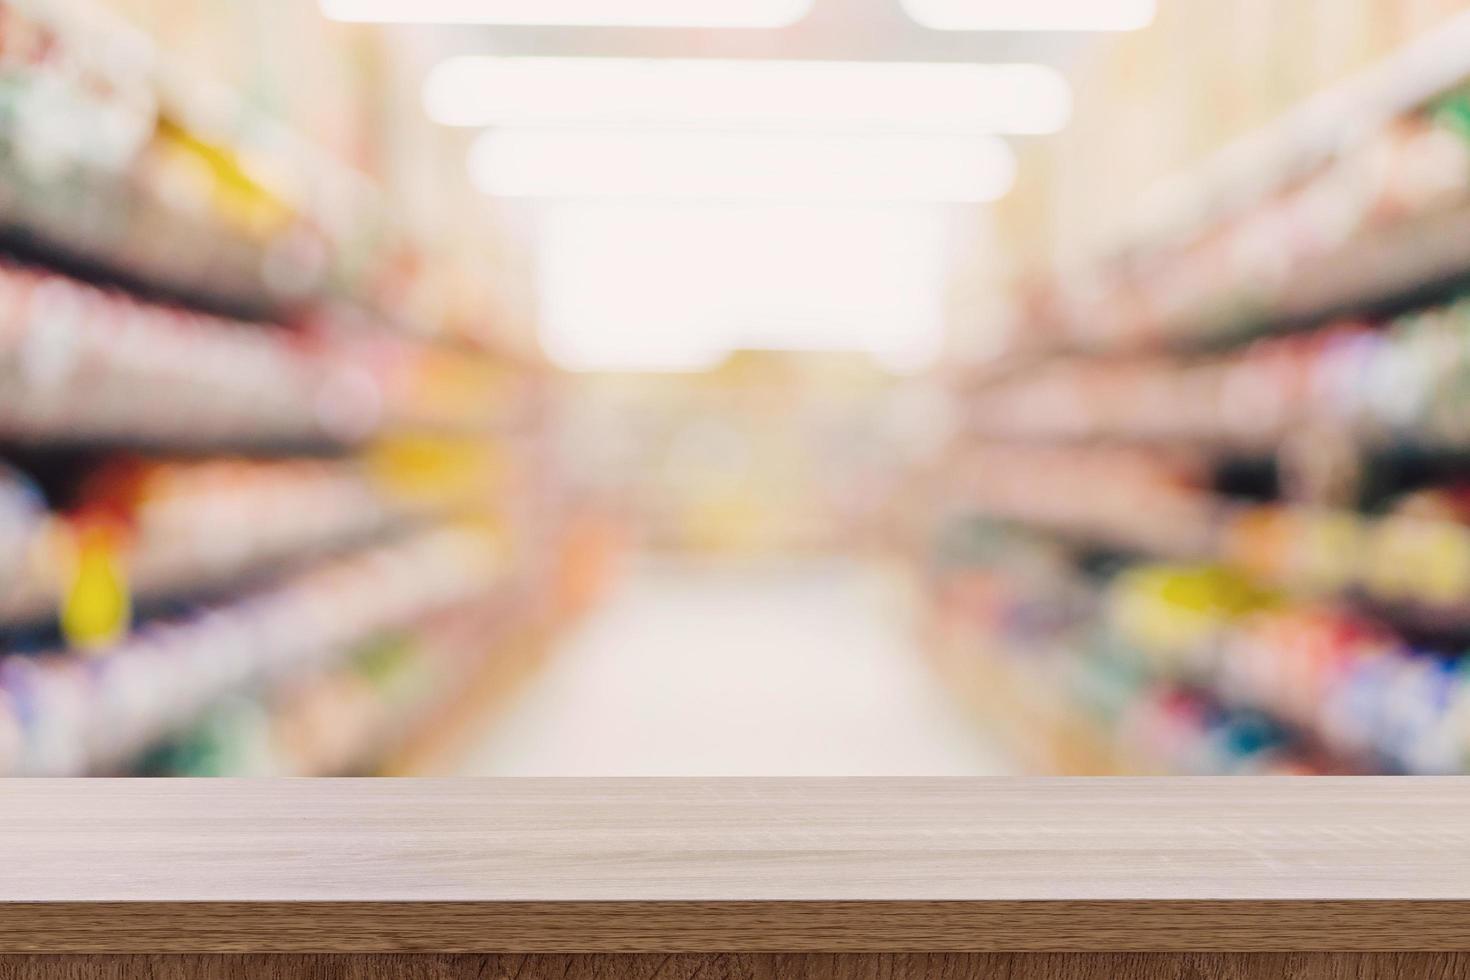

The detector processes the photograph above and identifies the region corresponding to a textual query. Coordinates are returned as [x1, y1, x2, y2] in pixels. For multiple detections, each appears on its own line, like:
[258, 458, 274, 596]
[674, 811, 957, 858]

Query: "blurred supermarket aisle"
[451, 559, 1008, 776]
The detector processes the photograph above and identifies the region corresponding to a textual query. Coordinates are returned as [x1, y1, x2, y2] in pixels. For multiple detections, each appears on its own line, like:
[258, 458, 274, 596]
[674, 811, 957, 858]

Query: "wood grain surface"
[2, 900, 1470, 953]
[1, 778, 1468, 953]
[4, 778, 1470, 901]
[1, 954, 1467, 980]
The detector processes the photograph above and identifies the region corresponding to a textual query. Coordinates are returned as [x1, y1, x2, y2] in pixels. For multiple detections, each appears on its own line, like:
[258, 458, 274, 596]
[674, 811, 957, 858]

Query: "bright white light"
[320, 0, 810, 27]
[902, 0, 1156, 31]
[469, 128, 1016, 203]
[424, 57, 1072, 135]
[537, 202, 952, 373]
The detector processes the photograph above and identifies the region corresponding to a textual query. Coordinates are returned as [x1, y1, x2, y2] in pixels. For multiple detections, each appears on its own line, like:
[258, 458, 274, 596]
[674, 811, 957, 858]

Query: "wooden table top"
[1, 777, 1468, 952]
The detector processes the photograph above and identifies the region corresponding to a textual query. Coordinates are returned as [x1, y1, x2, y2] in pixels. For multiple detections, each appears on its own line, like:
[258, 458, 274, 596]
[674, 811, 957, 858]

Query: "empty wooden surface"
[0, 778, 1468, 952]
[6, 778, 1470, 901]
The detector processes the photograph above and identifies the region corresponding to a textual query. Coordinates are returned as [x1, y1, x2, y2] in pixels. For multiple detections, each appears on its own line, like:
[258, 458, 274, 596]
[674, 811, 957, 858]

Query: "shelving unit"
[0, 1, 583, 777]
[934, 11, 1470, 777]
[993, 9, 1470, 365]
[0, 0, 446, 330]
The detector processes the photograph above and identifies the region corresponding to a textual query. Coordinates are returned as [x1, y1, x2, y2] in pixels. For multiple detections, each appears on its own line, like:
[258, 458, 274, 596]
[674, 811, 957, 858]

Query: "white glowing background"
[536, 202, 958, 373]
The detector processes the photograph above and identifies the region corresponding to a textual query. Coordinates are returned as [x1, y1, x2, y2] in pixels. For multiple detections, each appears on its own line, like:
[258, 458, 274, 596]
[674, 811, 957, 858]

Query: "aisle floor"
[453, 558, 1010, 776]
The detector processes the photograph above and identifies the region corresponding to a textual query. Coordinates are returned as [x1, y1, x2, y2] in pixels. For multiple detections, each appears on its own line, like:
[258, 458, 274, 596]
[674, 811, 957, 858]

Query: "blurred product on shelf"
[1044, 105, 1470, 353]
[1222, 489, 1470, 615]
[136, 583, 531, 777]
[0, 261, 364, 445]
[947, 444, 1216, 558]
[0, 523, 501, 776]
[0, 0, 532, 347]
[925, 519, 1470, 775]
[0, 464, 45, 607]
[966, 300, 1470, 451]
[2, 0, 355, 323]
[1106, 563, 1470, 775]
[994, 27, 1470, 362]
[145, 496, 621, 780]
[949, 437, 1470, 621]
[0, 261, 535, 447]
[0, 450, 508, 631]
[925, 522, 1309, 775]
[0, 0, 322, 316]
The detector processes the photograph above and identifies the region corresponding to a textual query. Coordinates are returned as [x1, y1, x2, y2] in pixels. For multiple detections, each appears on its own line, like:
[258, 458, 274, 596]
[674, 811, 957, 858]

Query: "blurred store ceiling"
[355, 0, 1098, 374]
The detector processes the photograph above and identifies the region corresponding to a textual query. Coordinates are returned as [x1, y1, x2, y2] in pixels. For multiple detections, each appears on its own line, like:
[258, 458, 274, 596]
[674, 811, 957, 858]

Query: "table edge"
[2, 900, 1468, 953]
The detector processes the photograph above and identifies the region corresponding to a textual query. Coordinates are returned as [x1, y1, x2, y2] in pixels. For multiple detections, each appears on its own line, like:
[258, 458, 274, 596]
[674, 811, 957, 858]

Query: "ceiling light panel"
[321, 0, 811, 28]
[901, 0, 1156, 31]
[469, 128, 1017, 203]
[425, 57, 1072, 136]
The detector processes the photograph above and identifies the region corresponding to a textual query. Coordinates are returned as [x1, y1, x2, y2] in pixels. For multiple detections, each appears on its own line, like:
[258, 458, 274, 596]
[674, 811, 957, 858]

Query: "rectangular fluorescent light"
[902, 0, 1156, 31]
[320, 0, 810, 27]
[425, 57, 1071, 135]
[468, 128, 1016, 203]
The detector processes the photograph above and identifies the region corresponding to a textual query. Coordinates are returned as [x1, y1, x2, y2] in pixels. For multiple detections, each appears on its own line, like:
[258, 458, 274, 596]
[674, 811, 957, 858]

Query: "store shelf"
[0, 261, 536, 451]
[0, 2, 323, 323]
[135, 579, 542, 777]
[944, 443, 1219, 560]
[0, 457, 482, 630]
[0, 0, 500, 344]
[1248, 199, 1470, 342]
[923, 537, 1416, 775]
[1106, 562, 1470, 774]
[0, 0, 563, 783]
[0, 264, 349, 448]
[375, 604, 554, 777]
[983, 12, 1470, 371]
[966, 291, 1470, 453]
[0, 164, 295, 324]
[0, 523, 502, 776]
[947, 442, 1470, 635]
[925, 618, 1122, 776]
[1122, 11, 1470, 253]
